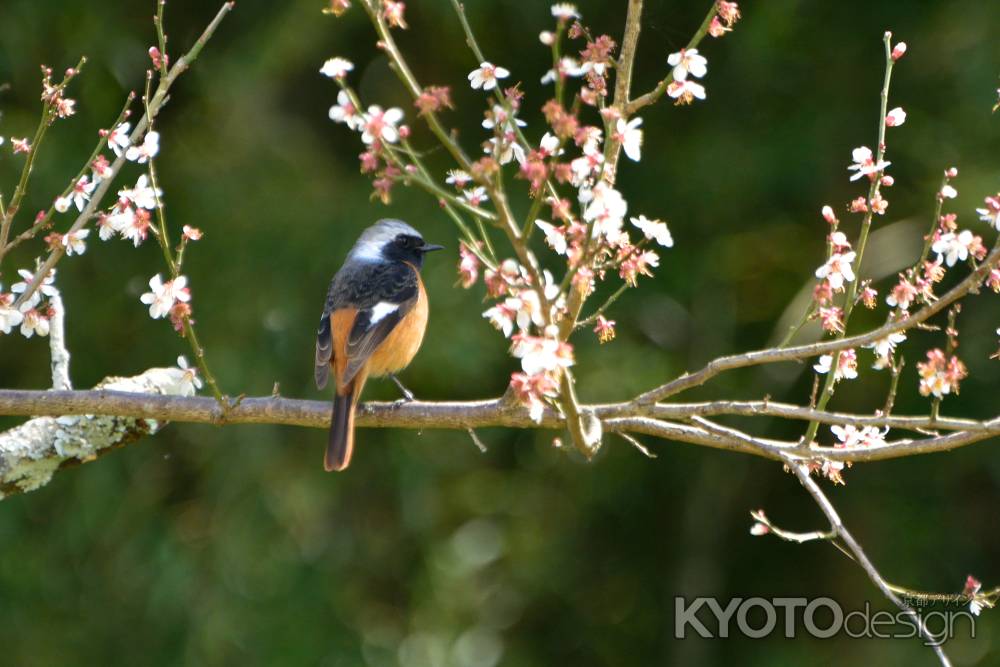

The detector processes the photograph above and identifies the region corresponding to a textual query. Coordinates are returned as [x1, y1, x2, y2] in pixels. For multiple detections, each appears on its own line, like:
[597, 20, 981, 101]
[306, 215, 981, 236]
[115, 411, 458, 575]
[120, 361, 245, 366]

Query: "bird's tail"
[325, 379, 361, 472]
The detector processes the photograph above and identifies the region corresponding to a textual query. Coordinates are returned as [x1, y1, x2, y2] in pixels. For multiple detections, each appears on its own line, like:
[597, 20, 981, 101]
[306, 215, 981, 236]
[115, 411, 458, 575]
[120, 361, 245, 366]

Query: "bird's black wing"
[316, 261, 419, 387]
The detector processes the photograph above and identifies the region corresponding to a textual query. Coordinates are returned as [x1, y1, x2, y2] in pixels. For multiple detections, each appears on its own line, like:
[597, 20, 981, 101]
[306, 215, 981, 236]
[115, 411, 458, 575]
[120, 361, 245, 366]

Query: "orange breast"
[367, 276, 428, 377]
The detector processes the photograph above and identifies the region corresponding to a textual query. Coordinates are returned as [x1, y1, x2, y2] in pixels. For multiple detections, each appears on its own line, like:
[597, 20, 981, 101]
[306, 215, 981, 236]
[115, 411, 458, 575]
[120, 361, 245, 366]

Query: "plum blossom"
[468, 62, 510, 91]
[463, 186, 489, 207]
[509, 371, 558, 423]
[940, 184, 958, 199]
[361, 106, 404, 144]
[535, 220, 568, 254]
[11, 137, 31, 154]
[140, 274, 191, 319]
[119, 174, 162, 210]
[831, 424, 888, 449]
[54, 195, 72, 214]
[866, 331, 906, 370]
[932, 230, 974, 267]
[511, 331, 574, 375]
[667, 48, 707, 81]
[885, 107, 906, 127]
[70, 176, 96, 211]
[847, 146, 890, 181]
[446, 169, 472, 188]
[614, 117, 643, 161]
[815, 250, 856, 291]
[108, 122, 131, 156]
[18, 307, 50, 338]
[329, 90, 362, 130]
[976, 194, 1000, 230]
[62, 228, 90, 256]
[917, 348, 967, 398]
[125, 130, 160, 163]
[594, 315, 615, 343]
[11, 268, 58, 306]
[457, 242, 480, 288]
[666, 79, 706, 105]
[814, 349, 858, 381]
[630, 215, 673, 247]
[319, 57, 354, 79]
[176, 356, 204, 392]
[886, 277, 918, 310]
[0, 292, 24, 335]
[541, 57, 585, 85]
[551, 3, 580, 20]
[580, 182, 627, 239]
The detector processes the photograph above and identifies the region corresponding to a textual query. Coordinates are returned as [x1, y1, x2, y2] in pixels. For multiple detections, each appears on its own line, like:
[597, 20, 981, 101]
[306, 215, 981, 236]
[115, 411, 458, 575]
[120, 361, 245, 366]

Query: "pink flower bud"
[539, 31, 555, 46]
[398, 125, 411, 139]
[946, 167, 958, 179]
[891, 42, 907, 60]
[821, 205, 837, 224]
[881, 175, 894, 187]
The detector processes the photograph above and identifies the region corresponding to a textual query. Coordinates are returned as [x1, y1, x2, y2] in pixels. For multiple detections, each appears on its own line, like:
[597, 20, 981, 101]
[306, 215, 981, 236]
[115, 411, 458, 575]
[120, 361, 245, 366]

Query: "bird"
[315, 219, 443, 471]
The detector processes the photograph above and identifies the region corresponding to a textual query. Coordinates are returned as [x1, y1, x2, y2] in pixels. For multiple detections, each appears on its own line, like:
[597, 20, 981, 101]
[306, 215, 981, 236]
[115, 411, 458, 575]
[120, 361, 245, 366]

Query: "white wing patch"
[370, 301, 400, 325]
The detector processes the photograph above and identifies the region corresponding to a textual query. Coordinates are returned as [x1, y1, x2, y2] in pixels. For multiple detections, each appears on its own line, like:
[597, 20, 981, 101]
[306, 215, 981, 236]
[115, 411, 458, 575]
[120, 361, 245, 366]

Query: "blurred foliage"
[1, 0, 999, 665]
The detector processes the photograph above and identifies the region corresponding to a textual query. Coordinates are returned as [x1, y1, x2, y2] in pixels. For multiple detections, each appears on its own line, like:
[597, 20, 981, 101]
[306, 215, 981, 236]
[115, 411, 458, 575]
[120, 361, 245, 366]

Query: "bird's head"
[349, 219, 443, 268]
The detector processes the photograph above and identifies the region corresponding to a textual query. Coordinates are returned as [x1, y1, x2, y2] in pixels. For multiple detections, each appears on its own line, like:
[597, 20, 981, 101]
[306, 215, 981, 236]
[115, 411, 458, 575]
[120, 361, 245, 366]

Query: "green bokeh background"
[1, 1, 999, 664]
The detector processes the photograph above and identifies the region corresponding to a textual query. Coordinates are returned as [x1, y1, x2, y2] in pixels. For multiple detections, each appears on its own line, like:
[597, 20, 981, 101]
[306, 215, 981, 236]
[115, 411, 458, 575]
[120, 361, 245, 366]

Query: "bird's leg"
[389, 373, 415, 405]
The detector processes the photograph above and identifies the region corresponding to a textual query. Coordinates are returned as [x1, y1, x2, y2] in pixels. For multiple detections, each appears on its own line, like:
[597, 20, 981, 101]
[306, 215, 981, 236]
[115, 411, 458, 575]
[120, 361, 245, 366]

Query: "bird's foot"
[389, 373, 415, 406]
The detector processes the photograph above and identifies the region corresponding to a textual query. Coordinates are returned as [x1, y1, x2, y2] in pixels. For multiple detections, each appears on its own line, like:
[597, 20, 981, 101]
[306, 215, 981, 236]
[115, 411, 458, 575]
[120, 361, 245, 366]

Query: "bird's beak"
[420, 243, 445, 252]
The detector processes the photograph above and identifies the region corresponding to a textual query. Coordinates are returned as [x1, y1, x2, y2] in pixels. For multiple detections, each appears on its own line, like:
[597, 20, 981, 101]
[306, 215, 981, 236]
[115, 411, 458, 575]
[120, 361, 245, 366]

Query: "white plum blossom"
[550, 3, 580, 20]
[18, 307, 49, 338]
[511, 332, 574, 375]
[468, 62, 509, 91]
[54, 195, 72, 213]
[125, 131, 160, 163]
[70, 176, 96, 211]
[885, 107, 907, 127]
[0, 293, 24, 335]
[932, 230, 973, 267]
[486, 136, 526, 165]
[630, 215, 673, 247]
[831, 424, 888, 449]
[482, 105, 526, 131]
[569, 141, 604, 185]
[361, 105, 404, 144]
[976, 195, 1000, 230]
[866, 331, 906, 370]
[319, 57, 354, 79]
[535, 220, 567, 254]
[815, 251, 857, 290]
[615, 117, 643, 161]
[445, 169, 472, 188]
[540, 57, 585, 84]
[108, 122, 131, 156]
[329, 90, 363, 130]
[847, 146, 890, 182]
[814, 350, 858, 381]
[62, 228, 90, 256]
[11, 268, 57, 306]
[463, 186, 489, 207]
[580, 182, 627, 235]
[177, 356, 204, 391]
[667, 79, 706, 103]
[140, 274, 191, 319]
[667, 48, 707, 81]
[940, 184, 958, 199]
[119, 174, 162, 210]
[538, 132, 561, 157]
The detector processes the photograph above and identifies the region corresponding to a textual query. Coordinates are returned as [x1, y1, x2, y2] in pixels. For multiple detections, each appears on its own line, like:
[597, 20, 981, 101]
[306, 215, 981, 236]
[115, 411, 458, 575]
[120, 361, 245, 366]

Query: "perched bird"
[315, 219, 443, 471]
